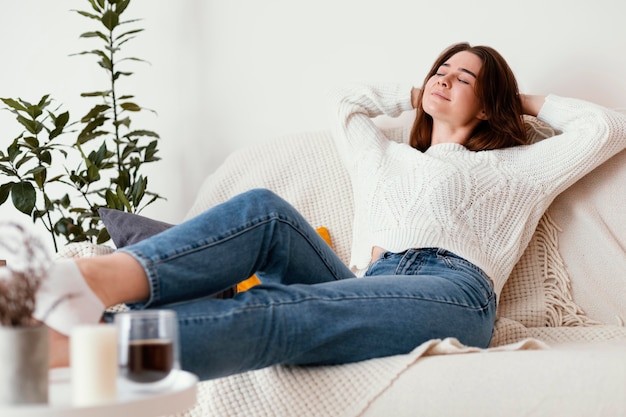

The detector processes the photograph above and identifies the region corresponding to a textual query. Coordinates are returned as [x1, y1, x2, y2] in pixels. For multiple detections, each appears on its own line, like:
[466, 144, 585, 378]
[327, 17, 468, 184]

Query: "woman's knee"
[234, 188, 294, 214]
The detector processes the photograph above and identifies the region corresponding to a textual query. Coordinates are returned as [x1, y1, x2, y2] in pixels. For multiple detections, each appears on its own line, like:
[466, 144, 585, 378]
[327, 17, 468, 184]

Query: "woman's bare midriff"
[371, 246, 387, 263]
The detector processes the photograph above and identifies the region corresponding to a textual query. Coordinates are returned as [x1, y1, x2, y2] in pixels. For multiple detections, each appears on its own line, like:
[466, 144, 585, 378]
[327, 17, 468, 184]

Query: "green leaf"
[76, 130, 108, 145]
[48, 126, 64, 141]
[24, 136, 39, 149]
[39, 150, 52, 165]
[115, 168, 130, 189]
[0, 165, 16, 176]
[15, 155, 34, 170]
[26, 166, 46, 176]
[120, 102, 141, 112]
[47, 174, 65, 183]
[43, 194, 52, 210]
[102, 10, 119, 31]
[60, 194, 71, 208]
[11, 181, 36, 214]
[121, 143, 136, 160]
[77, 116, 107, 143]
[96, 227, 111, 245]
[117, 56, 147, 66]
[36, 94, 51, 109]
[115, 116, 131, 129]
[116, 185, 132, 212]
[127, 129, 160, 139]
[98, 56, 113, 71]
[1, 98, 27, 112]
[144, 140, 160, 162]
[25, 101, 44, 120]
[0, 183, 13, 205]
[81, 90, 111, 98]
[104, 189, 123, 210]
[80, 31, 104, 39]
[87, 0, 103, 13]
[8, 140, 21, 162]
[131, 176, 146, 205]
[113, 70, 133, 81]
[90, 142, 108, 166]
[16, 115, 38, 134]
[70, 171, 89, 188]
[87, 164, 100, 182]
[54, 218, 70, 235]
[116, 0, 131, 14]
[116, 28, 143, 43]
[91, 49, 109, 61]
[54, 111, 70, 129]
[73, 10, 101, 21]
[32, 168, 47, 189]
[81, 104, 110, 122]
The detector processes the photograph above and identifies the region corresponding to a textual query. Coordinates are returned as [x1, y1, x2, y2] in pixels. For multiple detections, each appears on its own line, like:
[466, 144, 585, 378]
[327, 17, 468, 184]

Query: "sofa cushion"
[99, 208, 173, 248]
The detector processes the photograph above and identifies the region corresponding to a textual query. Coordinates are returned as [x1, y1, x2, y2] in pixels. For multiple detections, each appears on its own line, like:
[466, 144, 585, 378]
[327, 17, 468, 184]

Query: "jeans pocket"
[436, 252, 494, 300]
[364, 252, 403, 276]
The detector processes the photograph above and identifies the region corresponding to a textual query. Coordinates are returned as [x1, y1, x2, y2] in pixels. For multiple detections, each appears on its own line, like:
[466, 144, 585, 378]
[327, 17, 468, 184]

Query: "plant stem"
[108, 20, 122, 176]
[45, 209, 58, 252]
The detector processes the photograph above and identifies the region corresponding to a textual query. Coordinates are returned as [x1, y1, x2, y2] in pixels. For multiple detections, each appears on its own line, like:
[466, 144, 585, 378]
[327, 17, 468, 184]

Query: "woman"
[38, 42, 626, 380]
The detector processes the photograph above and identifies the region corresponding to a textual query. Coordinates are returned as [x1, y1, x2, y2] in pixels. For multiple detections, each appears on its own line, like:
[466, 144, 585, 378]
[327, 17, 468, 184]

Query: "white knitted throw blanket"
[58, 209, 626, 417]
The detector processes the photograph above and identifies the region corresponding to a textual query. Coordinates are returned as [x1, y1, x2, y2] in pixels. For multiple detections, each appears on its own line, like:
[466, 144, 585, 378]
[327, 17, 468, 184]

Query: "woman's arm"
[411, 87, 421, 109]
[328, 83, 413, 170]
[520, 94, 546, 117]
[506, 95, 626, 198]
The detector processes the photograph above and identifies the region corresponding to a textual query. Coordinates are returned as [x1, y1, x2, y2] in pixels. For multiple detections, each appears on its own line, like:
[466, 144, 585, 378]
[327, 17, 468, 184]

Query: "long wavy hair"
[410, 43, 528, 152]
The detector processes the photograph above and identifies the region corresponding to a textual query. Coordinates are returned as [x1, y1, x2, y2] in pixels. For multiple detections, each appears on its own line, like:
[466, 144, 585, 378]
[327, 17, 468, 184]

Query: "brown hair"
[409, 43, 527, 152]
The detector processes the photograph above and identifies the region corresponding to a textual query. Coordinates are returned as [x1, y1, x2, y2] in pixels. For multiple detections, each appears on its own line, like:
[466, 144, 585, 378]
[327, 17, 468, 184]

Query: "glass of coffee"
[115, 310, 180, 391]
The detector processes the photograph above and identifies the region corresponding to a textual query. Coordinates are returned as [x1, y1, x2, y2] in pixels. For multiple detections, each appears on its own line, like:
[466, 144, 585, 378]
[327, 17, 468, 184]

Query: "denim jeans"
[119, 189, 496, 381]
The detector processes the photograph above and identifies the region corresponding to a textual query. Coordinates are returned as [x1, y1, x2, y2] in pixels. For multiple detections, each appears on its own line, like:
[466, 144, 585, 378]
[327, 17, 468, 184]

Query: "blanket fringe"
[535, 212, 600, 327]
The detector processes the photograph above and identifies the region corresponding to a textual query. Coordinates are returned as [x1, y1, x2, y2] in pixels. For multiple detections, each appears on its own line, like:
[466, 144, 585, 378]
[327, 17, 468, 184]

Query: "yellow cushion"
[236, 226, 332, 292]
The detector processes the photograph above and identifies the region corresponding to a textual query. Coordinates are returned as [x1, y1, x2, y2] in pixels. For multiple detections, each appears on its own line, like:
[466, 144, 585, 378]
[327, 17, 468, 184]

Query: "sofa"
[59, 110, 626, 416]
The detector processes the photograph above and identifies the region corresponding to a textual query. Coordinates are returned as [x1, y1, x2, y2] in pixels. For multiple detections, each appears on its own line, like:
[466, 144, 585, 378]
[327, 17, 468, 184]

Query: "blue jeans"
[119, 189, 496, 381]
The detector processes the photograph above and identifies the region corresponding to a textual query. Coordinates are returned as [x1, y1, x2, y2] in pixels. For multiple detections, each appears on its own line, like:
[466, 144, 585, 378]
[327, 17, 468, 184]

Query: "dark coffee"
[125, 339, 174, 383]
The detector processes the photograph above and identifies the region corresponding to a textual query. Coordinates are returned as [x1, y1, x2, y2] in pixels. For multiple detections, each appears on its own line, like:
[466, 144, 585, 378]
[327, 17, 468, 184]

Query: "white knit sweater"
[330, 83, 626, 299]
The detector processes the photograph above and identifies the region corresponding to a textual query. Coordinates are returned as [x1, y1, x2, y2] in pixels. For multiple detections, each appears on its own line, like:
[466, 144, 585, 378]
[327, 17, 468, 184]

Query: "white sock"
[33, 259, 105, 335]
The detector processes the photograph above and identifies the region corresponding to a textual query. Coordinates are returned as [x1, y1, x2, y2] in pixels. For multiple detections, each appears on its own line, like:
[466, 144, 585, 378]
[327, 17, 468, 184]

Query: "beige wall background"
[1, 0, 625, 248]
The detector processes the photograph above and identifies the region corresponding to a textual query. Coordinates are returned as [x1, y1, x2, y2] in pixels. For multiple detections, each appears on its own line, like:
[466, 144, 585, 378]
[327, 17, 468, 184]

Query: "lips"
[431, 91, 450, 101]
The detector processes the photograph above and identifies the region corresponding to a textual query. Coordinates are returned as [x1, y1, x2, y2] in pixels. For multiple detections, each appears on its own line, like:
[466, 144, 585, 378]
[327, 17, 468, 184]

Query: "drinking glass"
[115, 310, 180, 392]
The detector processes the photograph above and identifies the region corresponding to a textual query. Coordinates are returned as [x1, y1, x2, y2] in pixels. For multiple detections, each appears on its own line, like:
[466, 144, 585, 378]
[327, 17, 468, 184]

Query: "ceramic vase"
[0, 324, 49, 405]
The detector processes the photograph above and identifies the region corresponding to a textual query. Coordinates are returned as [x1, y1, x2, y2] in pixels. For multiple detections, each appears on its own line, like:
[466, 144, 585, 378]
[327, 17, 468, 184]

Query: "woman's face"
[422, 51, 487, 128]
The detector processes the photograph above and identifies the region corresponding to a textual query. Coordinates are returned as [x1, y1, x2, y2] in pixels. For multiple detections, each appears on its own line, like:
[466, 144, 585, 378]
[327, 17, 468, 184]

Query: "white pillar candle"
[70, 324, 118, 406]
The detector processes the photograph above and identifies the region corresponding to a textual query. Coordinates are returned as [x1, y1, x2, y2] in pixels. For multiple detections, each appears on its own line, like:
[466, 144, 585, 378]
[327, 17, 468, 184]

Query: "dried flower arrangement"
[0, 221, 51, 327]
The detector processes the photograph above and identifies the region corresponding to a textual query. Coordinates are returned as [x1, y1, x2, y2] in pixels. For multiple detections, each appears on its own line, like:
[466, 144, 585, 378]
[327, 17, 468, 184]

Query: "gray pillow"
[98, 208, 173, 248]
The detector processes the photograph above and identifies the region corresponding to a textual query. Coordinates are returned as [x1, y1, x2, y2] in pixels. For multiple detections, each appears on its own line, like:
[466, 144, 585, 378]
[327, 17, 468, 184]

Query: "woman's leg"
[50, 188, 352, 314]
[167, 249, 496, 380]
[45, 188, 353, 365]
[118, 188, 355, 308]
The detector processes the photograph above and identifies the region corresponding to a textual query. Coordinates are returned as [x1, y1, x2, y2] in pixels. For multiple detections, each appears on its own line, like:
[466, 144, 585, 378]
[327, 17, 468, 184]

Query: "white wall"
[1, 0, 626, 248]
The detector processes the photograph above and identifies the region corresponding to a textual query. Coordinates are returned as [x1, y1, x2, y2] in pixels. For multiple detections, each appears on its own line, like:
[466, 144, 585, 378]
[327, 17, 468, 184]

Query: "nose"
[437, 74, 450, 88]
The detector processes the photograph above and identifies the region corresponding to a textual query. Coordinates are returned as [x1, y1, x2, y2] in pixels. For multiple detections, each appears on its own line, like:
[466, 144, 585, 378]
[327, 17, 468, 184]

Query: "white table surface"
[0, 368, 198, 417]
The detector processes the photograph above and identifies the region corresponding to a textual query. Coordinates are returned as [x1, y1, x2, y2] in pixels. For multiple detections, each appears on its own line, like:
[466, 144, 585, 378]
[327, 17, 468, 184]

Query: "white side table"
[0, 368, 198, 417]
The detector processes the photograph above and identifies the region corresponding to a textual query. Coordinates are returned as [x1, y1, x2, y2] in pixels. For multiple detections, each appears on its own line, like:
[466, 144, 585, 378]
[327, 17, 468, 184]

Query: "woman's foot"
[35, 253, 150, 336]
[33, 259, 106, 336]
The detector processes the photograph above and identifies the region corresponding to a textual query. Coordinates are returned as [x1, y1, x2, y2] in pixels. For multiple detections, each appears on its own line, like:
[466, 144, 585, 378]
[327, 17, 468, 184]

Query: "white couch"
[61, 112, 626, 416]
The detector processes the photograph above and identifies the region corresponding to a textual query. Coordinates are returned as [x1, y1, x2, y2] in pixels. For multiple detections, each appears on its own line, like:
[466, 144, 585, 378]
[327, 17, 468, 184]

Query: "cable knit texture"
[330, 84, 626, 299]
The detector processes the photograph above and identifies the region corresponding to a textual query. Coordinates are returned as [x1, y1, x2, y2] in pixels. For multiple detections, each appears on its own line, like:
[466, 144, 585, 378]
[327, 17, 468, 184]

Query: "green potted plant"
[0, 0, 163, 252]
